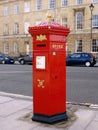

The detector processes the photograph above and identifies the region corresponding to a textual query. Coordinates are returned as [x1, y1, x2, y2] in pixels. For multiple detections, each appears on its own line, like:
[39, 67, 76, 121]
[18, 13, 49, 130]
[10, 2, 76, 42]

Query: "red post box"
[29, 21, 70, 124]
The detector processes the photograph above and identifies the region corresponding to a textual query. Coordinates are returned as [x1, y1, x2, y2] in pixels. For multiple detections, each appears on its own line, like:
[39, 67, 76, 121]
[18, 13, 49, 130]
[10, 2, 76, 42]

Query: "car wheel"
[2, 60, 5, 64]
[85, 61, 91, 67]
[20, 59, 25, 65]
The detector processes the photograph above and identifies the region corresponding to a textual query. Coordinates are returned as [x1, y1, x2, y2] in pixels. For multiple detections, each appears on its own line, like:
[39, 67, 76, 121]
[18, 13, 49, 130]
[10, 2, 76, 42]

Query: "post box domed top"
[29, 21, 70, 36]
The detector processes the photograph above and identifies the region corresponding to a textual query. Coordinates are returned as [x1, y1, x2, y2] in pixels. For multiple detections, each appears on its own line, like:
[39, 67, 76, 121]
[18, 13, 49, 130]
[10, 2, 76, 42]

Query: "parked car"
[66, 52, 96, 67]
[0, 54, 14, 64]
[18, 54, 32, 65]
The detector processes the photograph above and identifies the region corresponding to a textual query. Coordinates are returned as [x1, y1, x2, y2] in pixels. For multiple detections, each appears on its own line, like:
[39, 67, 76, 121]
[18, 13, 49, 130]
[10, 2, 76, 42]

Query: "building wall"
[0, 0, 98, 57]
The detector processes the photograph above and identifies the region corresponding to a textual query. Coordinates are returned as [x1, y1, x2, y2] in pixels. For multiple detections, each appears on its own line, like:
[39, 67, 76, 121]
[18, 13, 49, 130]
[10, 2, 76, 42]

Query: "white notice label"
[36, 56, 45, 69]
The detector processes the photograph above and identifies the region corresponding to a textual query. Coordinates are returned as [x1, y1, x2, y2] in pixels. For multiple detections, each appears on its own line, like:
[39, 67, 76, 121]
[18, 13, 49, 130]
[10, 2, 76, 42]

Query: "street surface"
[0, 64, 32, 96]
[67, 66, 98, 104]
[0, 64, 98, 104]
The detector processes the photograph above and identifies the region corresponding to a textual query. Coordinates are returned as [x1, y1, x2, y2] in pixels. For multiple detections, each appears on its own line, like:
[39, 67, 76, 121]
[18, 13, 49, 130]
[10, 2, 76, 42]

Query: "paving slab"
[0, 96, 13, 104]
[0, 109, 37, 130]
[68, 109, 96, 130]
[0, 94, 98, 130]
[94, 111, 98, 121]
[0, 99, 32, 117]
[30, 126, 62, 130]
[86, 121, 98, 130]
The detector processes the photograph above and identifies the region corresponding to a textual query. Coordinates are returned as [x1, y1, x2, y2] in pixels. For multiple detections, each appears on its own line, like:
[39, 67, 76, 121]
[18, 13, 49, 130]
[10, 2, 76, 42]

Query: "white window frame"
[26, 42, 30, 55]
[24, 2, 30, 12]
[4, 24, 9, 35]
[49, 0, 55, 9]
[61, 0, 68, 7]
[61, 17, 67, 27]
[92, 0, 98, 3]
[14, 3, 19, 14]
[35, 20, 41, 25]
[24, 22, 30, 34]
[4, 6, 9, 16]
[4, 43, 9, 54]
[76, 0, 82, 5]
[76, 40, 82, 52]
[36, 0, 41, 10]
[14, 23, 19, 34]
[92, 39, 98, 52]
[92, 15, 98, 28]
[76, 12, 83, 30]
[14, 42, 18, 54]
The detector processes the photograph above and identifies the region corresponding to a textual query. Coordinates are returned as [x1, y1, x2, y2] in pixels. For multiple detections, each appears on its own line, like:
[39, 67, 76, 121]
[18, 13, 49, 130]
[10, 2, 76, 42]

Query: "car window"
[0, 56, 3, 58]
[0, 55, 3, 57]
[71, 53, 81, 58]
[82, 53, 89, 57]
[29, 54, 32, 57]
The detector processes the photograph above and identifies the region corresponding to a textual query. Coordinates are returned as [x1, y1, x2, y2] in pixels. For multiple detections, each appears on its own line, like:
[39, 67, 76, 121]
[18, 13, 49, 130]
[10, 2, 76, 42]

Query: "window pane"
[93, 0, 98, 3]
[76, 0, 82, 5]
[92, 39, 98, 52]
[76, 13, 83, 29]
[35, 20, 41, 25]
[61, 17, 67, 27]
[61, 0, 68, 7]
[4, 43, 9, 54]
[49, 0, 55, 9]
[76, 40, 82, 52]
[14, 43, 18, 55]
[14, 23, 19, 34]
[4, 6, 9, 16]
[93, 15, 98, 28]
[4, 24, 9, 35]
[24, 2, 30, 12]
[36, 0, 41, 10]
[24, 22, 30, 34]
[14, 4, 19, 14]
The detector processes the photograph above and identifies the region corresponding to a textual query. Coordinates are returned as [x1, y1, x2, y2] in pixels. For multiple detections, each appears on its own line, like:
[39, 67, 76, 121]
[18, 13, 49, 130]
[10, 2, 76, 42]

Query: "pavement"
[95, 61, 98, 67]
[0, 92, 98, 130]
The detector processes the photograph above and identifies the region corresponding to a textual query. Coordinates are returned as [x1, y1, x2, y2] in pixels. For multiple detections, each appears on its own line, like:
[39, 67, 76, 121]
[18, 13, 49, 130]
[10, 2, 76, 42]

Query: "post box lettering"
[52, 44, 64, 49]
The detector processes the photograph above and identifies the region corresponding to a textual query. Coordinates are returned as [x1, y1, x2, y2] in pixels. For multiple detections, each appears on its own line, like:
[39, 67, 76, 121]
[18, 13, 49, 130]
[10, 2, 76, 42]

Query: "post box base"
[32, 112, 68, 124]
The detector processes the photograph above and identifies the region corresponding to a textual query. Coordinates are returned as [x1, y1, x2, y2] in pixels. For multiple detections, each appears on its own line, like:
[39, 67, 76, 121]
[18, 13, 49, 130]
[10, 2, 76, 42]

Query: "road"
[67, 66, 98, 104]
[0, 64, 32, 96]
[0, 64, 98, 104]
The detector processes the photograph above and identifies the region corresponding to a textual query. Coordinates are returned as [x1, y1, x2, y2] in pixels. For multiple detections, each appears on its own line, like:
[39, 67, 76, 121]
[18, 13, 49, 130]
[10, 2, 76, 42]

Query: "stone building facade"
[0, 0, 98, 57]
